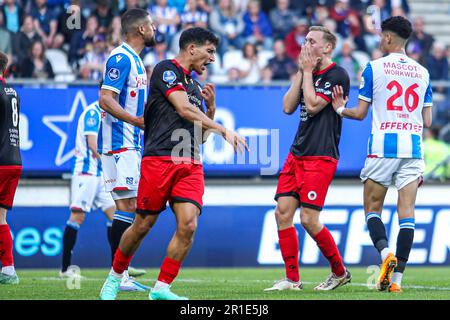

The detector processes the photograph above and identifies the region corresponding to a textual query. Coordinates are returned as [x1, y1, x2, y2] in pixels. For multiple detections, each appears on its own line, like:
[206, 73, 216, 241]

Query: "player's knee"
[275, 207, 292, 224]
[178, 220, 197, 238]
[70, 213, 85, 225]
[300, 213, 317, 230]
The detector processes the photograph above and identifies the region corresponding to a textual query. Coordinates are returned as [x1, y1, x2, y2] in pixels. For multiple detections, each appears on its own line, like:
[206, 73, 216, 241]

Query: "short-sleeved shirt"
[143, 59, 205, 161]
[358, 53, 433, 159]
[100, 42, 148, 154]
[31, 7, 56, 35]
[290, 63, 350, 160]
[73, 101, 102, 176]
[0, 80, 21, 166]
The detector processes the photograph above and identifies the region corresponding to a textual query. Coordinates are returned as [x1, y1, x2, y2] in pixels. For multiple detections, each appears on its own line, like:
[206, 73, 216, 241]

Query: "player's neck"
[316, 57, 334, 73]
[123, 37, 144, 55]
[174, 55, 192, 74]
[388, 48, 406, 55]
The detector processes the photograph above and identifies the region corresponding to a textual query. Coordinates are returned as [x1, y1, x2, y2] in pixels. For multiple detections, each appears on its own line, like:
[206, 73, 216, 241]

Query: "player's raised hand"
[331, 85, 348, 112]
[201, 83, 216, 109]
[300, 45, 319, 73]
[223, 129, 249, 154]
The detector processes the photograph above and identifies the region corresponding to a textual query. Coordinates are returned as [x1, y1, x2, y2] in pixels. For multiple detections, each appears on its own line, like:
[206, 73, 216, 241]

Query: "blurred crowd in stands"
[0, 0, 448, 179]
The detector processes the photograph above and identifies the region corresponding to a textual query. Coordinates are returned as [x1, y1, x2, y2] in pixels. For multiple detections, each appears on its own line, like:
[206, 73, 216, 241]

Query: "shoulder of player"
[152, 59, 183, 79]
[324, 64, 350, 81]
[106, 48, 132, 67]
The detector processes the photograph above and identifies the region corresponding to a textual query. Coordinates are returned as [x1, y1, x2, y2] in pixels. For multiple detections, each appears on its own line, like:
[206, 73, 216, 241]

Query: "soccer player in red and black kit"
[265, 26, 352, 292]
[99, 27, 248, 300]
[0, 52, 21, 285]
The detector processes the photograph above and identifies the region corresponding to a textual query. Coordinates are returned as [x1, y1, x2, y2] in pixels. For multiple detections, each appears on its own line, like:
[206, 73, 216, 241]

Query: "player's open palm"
[331, 85, 348, 112]
[224, 130, 249, 154]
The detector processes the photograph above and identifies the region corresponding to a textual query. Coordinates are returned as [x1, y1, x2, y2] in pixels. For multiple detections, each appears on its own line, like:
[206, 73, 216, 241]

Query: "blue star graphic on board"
[42, 90, 88, 166]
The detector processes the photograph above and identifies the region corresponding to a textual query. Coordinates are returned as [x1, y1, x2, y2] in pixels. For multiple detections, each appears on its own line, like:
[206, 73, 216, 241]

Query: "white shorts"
[70, 174, 115, 213]
[360, 157, 425, 190]
[101, 149, 141, 200]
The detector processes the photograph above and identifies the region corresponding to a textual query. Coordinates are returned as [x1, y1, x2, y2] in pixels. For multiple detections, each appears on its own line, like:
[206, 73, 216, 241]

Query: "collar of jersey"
[121, 42, 140, 58]
[171, 59, 191, 76]
[313, 62, 336, 76]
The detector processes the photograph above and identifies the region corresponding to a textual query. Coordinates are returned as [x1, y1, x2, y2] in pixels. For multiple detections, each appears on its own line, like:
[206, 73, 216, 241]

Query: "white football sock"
[391, 272, 403, 286]
[153, 280, 170, 291]
[380, 248, 391, 262]
[109, 268, 123, 279]
[2, 266, 16, 276]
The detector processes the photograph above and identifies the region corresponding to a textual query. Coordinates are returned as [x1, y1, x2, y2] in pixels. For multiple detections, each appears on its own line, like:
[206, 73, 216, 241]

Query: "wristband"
[336, 106, 345, 117]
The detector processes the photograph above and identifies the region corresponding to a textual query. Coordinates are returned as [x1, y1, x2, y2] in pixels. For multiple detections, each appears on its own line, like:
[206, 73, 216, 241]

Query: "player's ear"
[188, 43, 196, 56]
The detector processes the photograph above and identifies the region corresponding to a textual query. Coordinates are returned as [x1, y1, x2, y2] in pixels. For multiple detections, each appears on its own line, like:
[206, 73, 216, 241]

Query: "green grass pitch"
[0, 267, 449, 300]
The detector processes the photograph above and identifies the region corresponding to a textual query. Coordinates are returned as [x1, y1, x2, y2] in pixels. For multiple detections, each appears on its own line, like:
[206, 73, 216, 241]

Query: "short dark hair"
[98, 79, 103, 90]
[179, 27, 219, 51]
[121, 8, 149, 35]
[381, 16, 412, 40]
[0, 52, 8, 74]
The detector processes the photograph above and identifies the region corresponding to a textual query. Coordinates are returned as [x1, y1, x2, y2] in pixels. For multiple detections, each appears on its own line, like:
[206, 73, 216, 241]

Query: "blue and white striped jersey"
[100, 42, 147, 154]
[73, 101, 102, 176]
[359, 53, 433, 159]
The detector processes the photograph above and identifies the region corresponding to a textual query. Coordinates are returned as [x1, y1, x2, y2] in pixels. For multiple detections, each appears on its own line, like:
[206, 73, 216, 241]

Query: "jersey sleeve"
[423, 82, 433, 108]
[358, 63, 373, 102]
[82, 109, 100, 136]
[152, 62, 186, 98]
[102, 54, 131, 94]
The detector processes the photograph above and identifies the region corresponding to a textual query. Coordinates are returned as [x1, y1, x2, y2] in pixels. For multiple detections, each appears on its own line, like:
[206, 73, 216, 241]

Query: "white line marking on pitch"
[33, 277, 450, 291]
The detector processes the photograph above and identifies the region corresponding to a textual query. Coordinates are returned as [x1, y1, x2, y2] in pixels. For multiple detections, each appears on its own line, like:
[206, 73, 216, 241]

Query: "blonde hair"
[309, 26, 337, 50]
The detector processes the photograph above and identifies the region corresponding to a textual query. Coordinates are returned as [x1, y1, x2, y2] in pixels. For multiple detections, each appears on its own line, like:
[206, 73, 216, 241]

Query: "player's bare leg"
[60, 210, 86, 278]
[0, 208, 18, 284]
[265, 196, 303, 291]
[390, 179, 420, 293]
[150, 202, 199, 300]
[300, 206, 350, 290]
[364, 179, 397, 291]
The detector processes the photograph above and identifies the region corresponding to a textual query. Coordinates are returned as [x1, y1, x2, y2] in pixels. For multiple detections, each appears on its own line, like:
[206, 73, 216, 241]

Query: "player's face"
[192, 42, 216, 75]
[141, 16, 156, 47]
[305, 31, 327, 58]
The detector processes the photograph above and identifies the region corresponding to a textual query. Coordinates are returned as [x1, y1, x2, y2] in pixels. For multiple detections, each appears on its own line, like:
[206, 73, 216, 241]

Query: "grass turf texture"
[0, 267, 449, 300]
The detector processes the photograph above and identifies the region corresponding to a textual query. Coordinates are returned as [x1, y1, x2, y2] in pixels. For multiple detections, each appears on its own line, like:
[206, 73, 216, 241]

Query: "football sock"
[394, 218, 415, 276]
[0, 224, 14, 271]
[366, 212, 389, 259]
[157, 257, 181, 285]
[313, 227, 345, 277]
[61, 220, 80, 272]
[112, 248, 133, 275]
[106, 220, 112, 254]
[392, 272, 403, 286]
[110, 211, 134, 264]
[278, 226, 300, 282]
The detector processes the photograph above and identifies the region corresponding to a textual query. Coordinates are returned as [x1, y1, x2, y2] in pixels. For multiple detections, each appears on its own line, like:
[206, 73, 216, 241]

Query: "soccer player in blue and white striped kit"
[331, 16, 433, 293]
[99, 8, 156, 291]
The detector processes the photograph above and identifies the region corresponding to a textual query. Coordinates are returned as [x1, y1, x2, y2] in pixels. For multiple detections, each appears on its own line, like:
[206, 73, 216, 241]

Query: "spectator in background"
[266, 39, 297, 80]
[78, 33, 108, 80]
[12, 15, 41, 65]
[371, 48, 383, 60]
[334, 39, 360, 83]
[210, 0, 245, 58]
[362, 1, 388, 53]
[20, 40, 54, 79]
[227, 66, 241, 82]
[261, 65, 273, 84]
[150, 0, 181, 46]
[1, 0, 24, 34]
[196, 0, 213, 14]
[92, 0, 116, 34]
[232, 0, 249, 14]
[31, 0, 63, 49]
[242, 0, 273, 51]
[423, 127, 450, 181]
[69, 14, 98, 67]
[426, 42, 449, 95]
[119, 0, 141, 16]
[269, 0, 298, 39]
[309, 4, 329, 26]
[329, 0, 365, 51]
[408, 17, 434, 59]
[0, 12, 12, 63]
[143, 32, 175, 73]
[169, 0, 186, 14]
[107, 15, 122, 49]
[285, 17, 308, 61]
[180, 0, 208, 29]
[236, 42, 263, 84]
